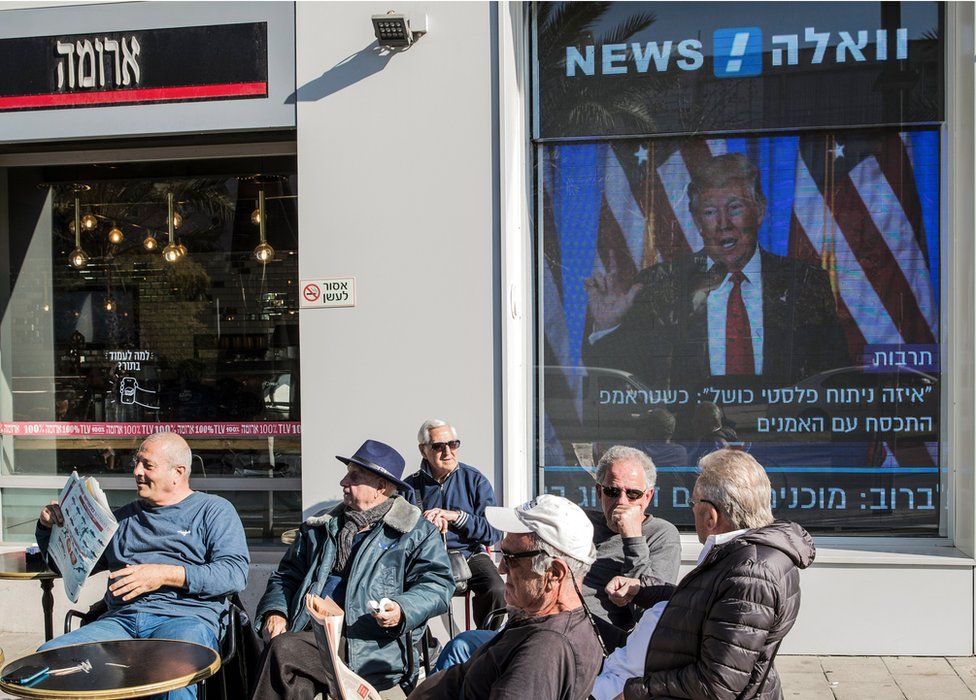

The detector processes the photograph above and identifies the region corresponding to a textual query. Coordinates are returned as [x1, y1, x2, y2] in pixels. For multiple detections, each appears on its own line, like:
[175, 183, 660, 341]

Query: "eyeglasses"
[429, 439, 461, 452]
[600, 485, 646, 501]
[689, 497, 719, 510]
[498, 548, 543, 564]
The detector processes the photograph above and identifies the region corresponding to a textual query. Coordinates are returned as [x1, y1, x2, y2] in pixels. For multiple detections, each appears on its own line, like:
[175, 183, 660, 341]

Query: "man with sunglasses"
[408, 494, 603, 700]
[404, 419, 506, 629]
[584, 445, 681, 643]
[600, 449, 815, 700]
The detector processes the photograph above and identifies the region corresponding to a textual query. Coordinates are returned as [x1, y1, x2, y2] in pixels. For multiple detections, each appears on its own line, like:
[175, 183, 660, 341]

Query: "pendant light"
[162, 192, 183, 263]
[108, 223, 124, 244]
[68, 197, 89, 268]
[143, 232, 158, 251]
[252, 189, 274, 263]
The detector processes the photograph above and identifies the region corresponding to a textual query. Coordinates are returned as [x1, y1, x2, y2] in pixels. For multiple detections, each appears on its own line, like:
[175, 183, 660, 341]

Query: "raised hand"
[584, 250, 643, 332]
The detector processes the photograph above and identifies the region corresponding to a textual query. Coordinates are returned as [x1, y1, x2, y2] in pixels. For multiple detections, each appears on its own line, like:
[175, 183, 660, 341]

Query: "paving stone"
[830, 680, 906, 700]
[884, 656, 956, 676]
[894, 673, 975, 699]
[948, 658, 976, 694]
[780, 671, 834, 698]
[777, 655, 824, 674]
[821, 655, 892, 681]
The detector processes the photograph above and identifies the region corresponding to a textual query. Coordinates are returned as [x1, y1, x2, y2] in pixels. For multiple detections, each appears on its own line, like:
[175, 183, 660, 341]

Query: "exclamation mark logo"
[725, 33, 752, 73]
[713, 27, 763, 77]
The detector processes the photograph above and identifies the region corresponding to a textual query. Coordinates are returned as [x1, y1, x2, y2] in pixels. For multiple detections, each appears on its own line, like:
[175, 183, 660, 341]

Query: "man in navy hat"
[252, 439, 455, 699]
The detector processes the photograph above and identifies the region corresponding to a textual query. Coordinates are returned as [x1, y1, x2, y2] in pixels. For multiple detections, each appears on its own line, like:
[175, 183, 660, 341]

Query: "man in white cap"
[408, 494, 604, 700]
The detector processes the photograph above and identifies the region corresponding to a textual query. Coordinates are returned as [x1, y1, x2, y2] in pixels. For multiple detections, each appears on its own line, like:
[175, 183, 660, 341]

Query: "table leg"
[40, 578, 54, 641]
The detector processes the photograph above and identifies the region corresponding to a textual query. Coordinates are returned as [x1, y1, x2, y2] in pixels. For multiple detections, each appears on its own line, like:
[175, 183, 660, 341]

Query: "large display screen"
[539, 128, 941, 533]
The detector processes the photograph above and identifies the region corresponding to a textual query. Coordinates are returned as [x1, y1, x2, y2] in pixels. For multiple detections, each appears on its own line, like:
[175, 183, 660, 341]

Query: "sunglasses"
[498, 548, 543, 564]
[688, 497, 719, 510]
[600, 485, 646, 501]
[429, 439, 461, 452]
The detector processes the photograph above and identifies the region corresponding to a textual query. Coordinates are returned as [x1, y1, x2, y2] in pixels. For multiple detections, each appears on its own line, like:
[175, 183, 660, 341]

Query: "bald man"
[35, 432, 249, 700]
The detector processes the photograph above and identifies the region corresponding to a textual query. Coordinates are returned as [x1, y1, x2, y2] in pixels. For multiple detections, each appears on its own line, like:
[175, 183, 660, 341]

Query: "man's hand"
[262, 612, 288, 643]
[108, 563, 185, 601]
[584, 250, 643, 332]
[423, 508, 459, 534]
[606, 576, 642, 607]
[609, 504, 645, 538]
[372, 600, 402, 629]
[39, 501, 63, 529]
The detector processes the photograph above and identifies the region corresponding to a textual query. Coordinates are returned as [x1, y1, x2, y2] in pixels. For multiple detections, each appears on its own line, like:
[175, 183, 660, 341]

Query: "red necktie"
[725, 271, 755, 375]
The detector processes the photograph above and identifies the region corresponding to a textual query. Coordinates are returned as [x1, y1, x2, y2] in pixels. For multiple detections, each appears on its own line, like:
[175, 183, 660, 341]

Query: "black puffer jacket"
[623, 521, 815, 700]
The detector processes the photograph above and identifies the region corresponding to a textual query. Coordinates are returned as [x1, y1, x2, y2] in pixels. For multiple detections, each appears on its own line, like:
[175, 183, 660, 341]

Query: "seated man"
[404, 419, 505, 629]
[598, 449, 815, 700]
[252, 439, 454, 700]
[409, 494, 604, 700]
[434, 444, 680, 667]
[35, 432, 249, 700]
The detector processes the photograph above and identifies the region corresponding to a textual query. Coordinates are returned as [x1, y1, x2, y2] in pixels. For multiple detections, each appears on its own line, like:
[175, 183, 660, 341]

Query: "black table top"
[0, 639, 220, 699]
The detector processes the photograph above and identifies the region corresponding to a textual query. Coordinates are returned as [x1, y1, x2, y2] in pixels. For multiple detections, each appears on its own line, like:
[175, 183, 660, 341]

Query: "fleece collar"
[304, 496, 421, 533]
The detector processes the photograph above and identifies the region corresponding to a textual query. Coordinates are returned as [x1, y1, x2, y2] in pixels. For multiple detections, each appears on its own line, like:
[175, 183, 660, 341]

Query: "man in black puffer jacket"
[606, 448, 815, 700]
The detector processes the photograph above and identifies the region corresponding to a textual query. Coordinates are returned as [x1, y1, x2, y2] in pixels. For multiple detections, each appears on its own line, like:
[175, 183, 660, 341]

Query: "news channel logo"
[713, 27, 763, 78]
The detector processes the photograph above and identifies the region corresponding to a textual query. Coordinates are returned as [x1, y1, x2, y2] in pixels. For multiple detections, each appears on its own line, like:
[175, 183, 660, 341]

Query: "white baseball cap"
[486, 494, 595, 565]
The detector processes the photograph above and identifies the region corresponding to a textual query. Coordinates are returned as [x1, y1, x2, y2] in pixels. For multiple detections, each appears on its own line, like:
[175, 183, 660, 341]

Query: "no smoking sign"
[299, 277, 356, 309]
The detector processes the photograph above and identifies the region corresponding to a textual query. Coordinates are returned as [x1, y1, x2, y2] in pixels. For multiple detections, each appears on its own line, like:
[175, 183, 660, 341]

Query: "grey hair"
[142, 431, 193, 476]
[696, 449, 774, 529]
[529, 534, 595, 580]
[417, 419, 456, 445]
[595, 445, 656, 490]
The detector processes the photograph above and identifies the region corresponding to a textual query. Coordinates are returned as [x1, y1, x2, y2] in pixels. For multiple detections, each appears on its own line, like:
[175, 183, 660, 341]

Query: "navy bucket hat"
[336, 439, 409, 490]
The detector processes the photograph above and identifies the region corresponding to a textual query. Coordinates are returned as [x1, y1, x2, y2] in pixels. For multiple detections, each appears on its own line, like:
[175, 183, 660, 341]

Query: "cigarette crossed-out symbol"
[119, 376, 159, 410]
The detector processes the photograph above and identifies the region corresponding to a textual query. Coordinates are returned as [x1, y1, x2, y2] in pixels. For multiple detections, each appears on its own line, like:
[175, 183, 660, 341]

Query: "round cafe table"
[0, 639, 220, 699]
[0, 552, 59, 641]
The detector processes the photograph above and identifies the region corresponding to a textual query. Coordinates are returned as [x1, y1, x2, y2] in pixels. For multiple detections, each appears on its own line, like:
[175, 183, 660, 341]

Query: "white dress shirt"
[589, 528, 751, 700]
[706, 250, 764, 375]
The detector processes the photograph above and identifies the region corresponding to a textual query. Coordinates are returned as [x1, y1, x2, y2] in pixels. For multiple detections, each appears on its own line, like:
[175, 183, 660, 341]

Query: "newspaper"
[46, 471, 118, 603]
[305, 594, 382, 700]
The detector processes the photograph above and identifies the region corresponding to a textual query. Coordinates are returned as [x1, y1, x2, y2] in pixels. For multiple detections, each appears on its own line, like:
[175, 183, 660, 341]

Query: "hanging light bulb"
[69, 248, 89, 268]
[108, 224, 124, 244]
[171, 211, 183, 229]
[250, 204, 263, 226]
[162, 192, 183, 263]
[143, 232, 158, 251]
[81, 212, 98, 231]
[177, 241, 187, 258]
[68, 197, 88, 268]
[104, 297, 115, 312]
[252, 189, 274, 263]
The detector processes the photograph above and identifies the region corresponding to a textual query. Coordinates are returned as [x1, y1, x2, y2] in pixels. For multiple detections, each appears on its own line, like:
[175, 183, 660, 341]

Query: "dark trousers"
[467, 552, 506, 630]
[249, 629, 407, 700]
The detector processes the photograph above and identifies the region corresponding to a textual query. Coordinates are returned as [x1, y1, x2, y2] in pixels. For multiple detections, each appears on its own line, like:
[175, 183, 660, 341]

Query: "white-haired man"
[597, 449, 815, 700]
[404, 419, 505, 629]
[408, 495, 604, 700]
[35, 432, 249, 700]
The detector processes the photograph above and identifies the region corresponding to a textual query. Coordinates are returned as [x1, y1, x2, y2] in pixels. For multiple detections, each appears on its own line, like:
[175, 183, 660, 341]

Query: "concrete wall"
[294, 2, 501, 511]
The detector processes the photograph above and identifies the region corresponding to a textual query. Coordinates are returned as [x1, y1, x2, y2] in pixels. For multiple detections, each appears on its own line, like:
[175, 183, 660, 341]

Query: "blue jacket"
[256, 496, 453, 690]
[403, 461, 501, 556]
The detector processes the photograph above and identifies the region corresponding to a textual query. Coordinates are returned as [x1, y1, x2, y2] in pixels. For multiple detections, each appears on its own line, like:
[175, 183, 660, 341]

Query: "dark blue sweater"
[403, 461, 501, 556]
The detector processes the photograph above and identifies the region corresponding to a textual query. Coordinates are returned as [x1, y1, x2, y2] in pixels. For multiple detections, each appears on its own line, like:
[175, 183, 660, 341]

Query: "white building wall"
[294, 2, 501, 511]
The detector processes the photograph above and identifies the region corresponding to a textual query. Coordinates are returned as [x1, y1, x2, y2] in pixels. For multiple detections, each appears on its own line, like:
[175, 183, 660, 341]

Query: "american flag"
[541, 128, 940, 468]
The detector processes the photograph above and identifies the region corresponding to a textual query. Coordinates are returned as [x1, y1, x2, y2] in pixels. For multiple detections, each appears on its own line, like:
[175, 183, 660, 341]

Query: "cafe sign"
[0, 22, 268, 111]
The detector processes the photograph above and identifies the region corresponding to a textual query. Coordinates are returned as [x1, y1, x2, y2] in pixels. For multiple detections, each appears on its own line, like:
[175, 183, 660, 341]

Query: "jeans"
[39, 608, 218, 700]
[433, 629, 497, 672]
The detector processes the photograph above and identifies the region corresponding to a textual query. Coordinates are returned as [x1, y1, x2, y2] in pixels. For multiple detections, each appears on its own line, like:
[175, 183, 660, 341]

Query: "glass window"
[0, 155, 300, 544]
[534, 2, 944, 535]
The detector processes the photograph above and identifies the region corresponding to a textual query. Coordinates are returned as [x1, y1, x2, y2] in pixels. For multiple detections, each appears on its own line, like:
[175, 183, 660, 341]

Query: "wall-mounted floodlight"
[371, 11, 427, 48]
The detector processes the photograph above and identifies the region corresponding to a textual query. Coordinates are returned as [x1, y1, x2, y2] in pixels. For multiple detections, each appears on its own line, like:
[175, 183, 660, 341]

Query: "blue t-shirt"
[39, 491, 249, 637]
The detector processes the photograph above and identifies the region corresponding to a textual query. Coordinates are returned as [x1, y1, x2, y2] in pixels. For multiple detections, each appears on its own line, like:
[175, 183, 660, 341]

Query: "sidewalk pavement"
[0, 629, 973, 700]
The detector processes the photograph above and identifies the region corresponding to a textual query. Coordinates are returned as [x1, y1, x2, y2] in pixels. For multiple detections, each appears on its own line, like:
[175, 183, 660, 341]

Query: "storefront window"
[0, 155, 300, 543]
[534, 2, 944, 535]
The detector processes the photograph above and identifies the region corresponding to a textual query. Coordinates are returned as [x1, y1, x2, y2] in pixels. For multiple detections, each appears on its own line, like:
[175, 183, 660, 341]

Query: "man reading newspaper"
[34, 432, 249, 700]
